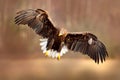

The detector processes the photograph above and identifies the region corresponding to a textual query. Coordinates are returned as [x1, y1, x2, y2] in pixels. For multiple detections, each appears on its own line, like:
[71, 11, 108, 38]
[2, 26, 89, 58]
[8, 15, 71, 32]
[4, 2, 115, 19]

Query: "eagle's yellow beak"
[58, 33, 62, 36]
[58, 28, 67, 36]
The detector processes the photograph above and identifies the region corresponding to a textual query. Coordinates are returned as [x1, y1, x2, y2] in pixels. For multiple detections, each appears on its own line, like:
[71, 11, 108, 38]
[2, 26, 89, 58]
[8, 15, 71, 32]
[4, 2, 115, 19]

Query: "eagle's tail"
[39, 38, 68, 60]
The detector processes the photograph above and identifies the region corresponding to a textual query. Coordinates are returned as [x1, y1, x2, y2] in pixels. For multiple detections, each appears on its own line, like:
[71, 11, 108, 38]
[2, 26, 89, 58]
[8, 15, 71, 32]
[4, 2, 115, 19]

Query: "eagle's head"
[58, 28, 67, 37]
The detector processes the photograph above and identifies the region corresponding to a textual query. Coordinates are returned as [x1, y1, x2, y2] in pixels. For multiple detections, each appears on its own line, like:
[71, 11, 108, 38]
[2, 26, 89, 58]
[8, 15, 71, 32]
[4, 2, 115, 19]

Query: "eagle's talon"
[57, 53, 61, 60]
[45, 50, 49, 56]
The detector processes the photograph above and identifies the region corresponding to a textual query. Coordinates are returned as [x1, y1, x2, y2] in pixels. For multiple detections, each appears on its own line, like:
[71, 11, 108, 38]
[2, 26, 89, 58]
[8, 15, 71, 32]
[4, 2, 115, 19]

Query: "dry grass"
[0, 58, 119, 80]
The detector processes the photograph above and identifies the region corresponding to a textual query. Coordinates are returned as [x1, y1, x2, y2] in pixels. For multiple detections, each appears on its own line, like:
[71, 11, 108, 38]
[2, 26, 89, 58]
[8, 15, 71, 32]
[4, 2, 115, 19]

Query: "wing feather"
[15, 9, 58, 38]
[64, 32, 108, 63]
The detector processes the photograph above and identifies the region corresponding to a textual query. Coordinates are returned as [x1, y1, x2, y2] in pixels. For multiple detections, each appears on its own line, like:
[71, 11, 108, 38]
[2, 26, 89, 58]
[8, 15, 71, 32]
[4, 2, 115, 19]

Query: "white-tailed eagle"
[15, 9, 108, 63]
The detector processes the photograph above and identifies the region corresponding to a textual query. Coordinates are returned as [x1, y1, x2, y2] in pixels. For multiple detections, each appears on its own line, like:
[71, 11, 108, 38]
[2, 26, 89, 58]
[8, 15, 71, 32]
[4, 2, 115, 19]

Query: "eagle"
[15, 9, 108, 63]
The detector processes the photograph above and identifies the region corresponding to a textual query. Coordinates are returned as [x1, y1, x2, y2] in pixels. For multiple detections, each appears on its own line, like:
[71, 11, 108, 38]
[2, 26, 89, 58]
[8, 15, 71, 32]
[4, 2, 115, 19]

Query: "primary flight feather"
[15, 9, 108, 63]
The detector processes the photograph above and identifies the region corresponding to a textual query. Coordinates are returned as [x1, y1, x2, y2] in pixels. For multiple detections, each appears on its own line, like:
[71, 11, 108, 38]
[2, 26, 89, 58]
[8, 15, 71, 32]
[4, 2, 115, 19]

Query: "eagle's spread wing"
[15, 9, 58, 38]
[15, 9, 108, 63]
[64, 32, 108, 63]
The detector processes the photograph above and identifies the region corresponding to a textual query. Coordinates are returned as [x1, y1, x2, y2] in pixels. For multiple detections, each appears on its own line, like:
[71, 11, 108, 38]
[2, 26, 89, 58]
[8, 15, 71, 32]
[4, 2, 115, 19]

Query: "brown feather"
[64, 32, 108, 63]
[15, 9, 59, 38]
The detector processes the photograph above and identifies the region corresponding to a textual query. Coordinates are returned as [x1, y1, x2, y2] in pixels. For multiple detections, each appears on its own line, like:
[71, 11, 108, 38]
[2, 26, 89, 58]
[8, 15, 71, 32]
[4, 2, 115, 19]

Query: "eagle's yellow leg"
[45, 50, 49, 56]
[57, 53, 61, 60]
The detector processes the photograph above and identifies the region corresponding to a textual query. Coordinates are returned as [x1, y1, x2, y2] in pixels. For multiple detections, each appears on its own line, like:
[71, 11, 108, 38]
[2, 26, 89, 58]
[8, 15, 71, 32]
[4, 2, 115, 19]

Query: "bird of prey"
[15, 9, 108, 63]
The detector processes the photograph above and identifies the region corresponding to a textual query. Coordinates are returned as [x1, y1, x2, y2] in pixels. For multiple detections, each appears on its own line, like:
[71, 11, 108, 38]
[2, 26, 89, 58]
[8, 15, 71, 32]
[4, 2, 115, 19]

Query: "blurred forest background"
[0, 0, 120, 80]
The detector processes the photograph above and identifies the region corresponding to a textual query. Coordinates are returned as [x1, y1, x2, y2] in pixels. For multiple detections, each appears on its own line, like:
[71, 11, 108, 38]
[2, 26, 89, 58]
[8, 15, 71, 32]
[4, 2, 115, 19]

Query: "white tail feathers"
[39, 38, 68, 59]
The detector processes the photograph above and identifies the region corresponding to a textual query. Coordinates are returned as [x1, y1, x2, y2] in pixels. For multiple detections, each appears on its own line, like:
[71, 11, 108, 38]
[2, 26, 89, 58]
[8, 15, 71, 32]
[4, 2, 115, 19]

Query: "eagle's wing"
[15, 9, 58, 38]
[64, 32, 108, 63]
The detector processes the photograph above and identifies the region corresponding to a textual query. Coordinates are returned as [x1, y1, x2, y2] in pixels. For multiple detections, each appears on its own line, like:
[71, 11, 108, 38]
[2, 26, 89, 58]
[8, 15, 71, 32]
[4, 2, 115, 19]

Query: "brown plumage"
[15, 9, 108, 63]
